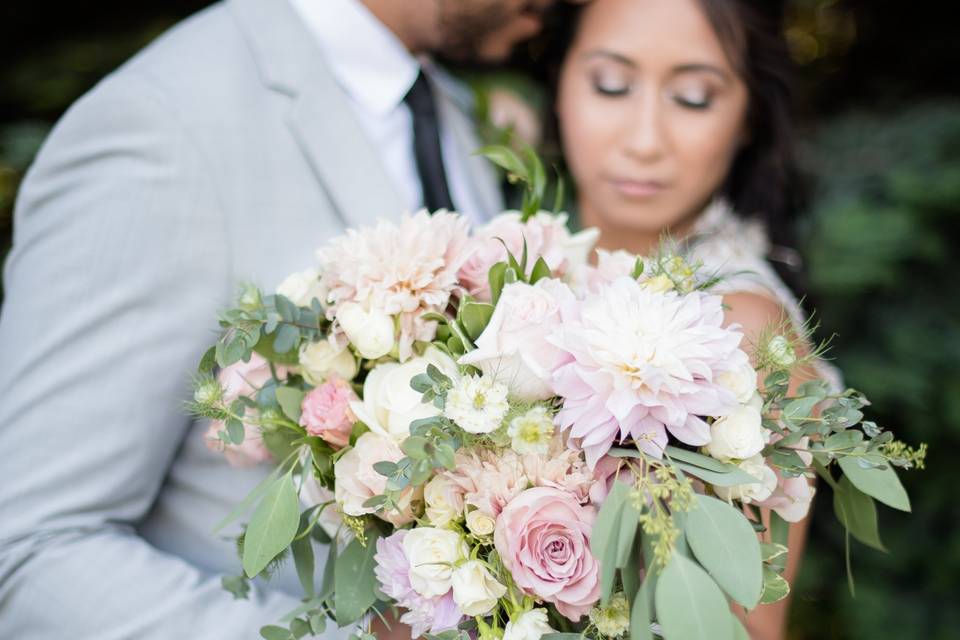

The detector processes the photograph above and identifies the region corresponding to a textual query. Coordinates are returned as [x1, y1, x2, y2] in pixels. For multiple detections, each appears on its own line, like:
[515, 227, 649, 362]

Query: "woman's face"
[558, 0, 749, 240]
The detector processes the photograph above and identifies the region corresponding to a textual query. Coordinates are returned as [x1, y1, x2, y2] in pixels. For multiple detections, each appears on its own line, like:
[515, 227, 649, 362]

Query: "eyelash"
[594, 82, 630, 97]
[673, 94, 712, 110]
[592, 81, 714, 110]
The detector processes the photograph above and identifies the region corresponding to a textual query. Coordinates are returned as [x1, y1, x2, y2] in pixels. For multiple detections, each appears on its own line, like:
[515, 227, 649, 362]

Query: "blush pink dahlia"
[494, 487, 600, 621]
[549, 276, 747, 467]
[317, 210, 472, 361]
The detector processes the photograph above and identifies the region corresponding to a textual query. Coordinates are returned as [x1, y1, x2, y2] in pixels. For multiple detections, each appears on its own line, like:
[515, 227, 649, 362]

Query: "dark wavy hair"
[528, 0, 807, 297]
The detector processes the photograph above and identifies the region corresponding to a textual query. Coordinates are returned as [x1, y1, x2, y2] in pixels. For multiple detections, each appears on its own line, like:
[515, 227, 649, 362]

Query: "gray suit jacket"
[0, 0, 501, 637]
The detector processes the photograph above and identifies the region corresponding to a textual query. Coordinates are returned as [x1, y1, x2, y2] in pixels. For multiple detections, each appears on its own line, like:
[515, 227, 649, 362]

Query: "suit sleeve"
[0, 71, 310, 639]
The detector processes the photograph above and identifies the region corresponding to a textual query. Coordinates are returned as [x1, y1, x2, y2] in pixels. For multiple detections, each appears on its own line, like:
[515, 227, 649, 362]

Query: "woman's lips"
[609, 178, 667, 199]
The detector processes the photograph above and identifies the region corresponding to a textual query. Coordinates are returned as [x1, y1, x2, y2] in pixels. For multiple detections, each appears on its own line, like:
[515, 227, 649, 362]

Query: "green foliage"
[791, 102, 960, 639]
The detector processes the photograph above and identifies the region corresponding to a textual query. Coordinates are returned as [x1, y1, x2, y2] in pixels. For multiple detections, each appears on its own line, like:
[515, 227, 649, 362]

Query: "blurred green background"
[1, 1, 957, 638]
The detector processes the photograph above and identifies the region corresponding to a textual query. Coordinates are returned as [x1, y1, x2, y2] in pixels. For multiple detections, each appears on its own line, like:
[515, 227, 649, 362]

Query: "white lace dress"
[680, 200, 844, 391]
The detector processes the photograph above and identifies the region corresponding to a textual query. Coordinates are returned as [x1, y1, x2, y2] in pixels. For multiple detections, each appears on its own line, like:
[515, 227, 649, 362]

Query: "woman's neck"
[578, 202, 702, 258]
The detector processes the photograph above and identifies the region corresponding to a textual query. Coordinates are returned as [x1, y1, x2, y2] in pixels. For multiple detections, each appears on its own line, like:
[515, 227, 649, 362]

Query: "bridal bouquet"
[191, 149, 925, 640]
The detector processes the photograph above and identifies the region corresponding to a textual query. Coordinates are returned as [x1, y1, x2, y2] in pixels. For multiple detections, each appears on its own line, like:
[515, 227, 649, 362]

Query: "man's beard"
[433, 0, 517, 67]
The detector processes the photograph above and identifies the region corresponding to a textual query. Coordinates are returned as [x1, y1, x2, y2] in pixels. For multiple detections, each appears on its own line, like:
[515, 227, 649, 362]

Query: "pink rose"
[204, 354, 288, 468]
[459, 278, 575, 401]
[334, 431, 420, 526]
[494, 487, 600, 621]
[458, 212, 598, 302]
[300, 378, 357, 448]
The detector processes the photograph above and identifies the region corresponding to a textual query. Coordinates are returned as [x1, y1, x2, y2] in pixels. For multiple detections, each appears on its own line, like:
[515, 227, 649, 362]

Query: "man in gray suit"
[0, 0, 558, 637]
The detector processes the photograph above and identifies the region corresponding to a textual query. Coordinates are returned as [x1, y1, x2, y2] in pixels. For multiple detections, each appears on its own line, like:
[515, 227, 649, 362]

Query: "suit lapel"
[228, 0, 404, 229]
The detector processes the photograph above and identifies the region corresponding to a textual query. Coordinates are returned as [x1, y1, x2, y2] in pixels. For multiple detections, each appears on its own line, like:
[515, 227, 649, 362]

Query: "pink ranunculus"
[459, 278, 576, 402]
[521, 436, 595, 505]
[204, 353, 288, 467]
[494, 487, 600, 621]
[299, 378, 357, 448]
[756, 435, 817, 522]
[444, 449, 527, 519]
[458, 212, 599, 302]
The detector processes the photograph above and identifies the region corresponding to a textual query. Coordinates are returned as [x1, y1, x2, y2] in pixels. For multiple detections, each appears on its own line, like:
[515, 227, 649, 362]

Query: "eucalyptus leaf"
[291, 532, 316, 598]
[685, 495, 763, 608]
[655, 554, 733, 640]
[782, 396, 820, 423]
[243, 474, 301, 578]
[673, 460, 760, 487]
[838, 455, 911, 512]
[591, 480, 629, 604]
[261, 625, 294, 640]
[273, 323, 300, 354]
[834, 475, 887, 551]
[759, 566, 790, 604]
[630, 577, 654, 640]
[335, 531, 382, 625]
[664, 445, 731, 473]
[276, 386, 305, 424]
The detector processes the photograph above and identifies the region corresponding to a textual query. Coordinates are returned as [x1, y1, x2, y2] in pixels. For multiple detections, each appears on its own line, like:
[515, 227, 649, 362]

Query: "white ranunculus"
[350, 347, 458, 442]
[714, 454, 778, 503]
[424, 475, 463, 528]
[450, 560, 507, 616]
[746, 391, 764, 412]
[403, 527, 469, 598]
[336, 302, 395, 360]
[465, 509, 496, 537]
[298, 339, 358, 384]
[277, 268, 326, 307]
[459, 279, 574, 402]
[706, 405, 766, 462]
[717, 360, 758, 404]
[503, 609, 556, 640]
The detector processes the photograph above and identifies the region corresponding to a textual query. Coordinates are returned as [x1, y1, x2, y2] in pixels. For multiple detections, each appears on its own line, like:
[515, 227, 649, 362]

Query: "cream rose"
[424, 475, 464, 527]
[465, 509, 496, 537]
[459, 279, 574, 402]
[503, 609, 556, 640]
[403, 527, 469, 598]
[334, 431, 418, 526]
[450, 560, 507, 616]
[298, 339, 358, 384]
[714, 454, 779, 503]
[706, 405, 767, 462]
[277, 268, 326, 307]
[337, 302, 395, 360]
[350, 347, 458, 442]
[717, 360, 758, 404]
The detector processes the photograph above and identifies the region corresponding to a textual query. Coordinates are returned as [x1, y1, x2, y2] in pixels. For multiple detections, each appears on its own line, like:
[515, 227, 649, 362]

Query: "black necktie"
[403, 70, 455, 213]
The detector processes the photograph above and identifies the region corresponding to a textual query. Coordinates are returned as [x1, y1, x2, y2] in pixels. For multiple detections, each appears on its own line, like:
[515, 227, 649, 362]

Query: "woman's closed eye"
[590, 70, 632, 97]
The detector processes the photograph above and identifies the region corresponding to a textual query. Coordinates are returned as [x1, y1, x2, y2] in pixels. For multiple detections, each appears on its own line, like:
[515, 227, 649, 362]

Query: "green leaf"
[782, 396, 821, 423]
[221, 574, 250, 600]
[319, 540, 337, 601]
[673, 460, 760, 487]
[254, 331, 301, 366]
[838, 455, 911, 512]
[630, 577, 654, 640]
[591, 480, 629, 604]
[685, 495, 763, 608]
[833, 475, 887, 551]
[335, 531, 382, 625]
[769, 512, 790, 570]
[551, 169, 566, 213]
[488, 262, 508, 305]
[291, 532, 316, 598]
[261, 625, 294, 640]
[290, 618, 312, 639]
[273, 323, 300, 354]
[275, 294, 299, 322]
[529, 256, 552, 284]
[759, 566, 790, 604]
[664, 445, 731, 473]
[276, 386, 305, 424]
[655, 554, 733, 640]
[214, 463, 285, 533]
[198, 345, 217, 374]
[243, 475, 301, 578]
[760, 543, 788, 563]
[460, 302, 495, 341]
[824, 430, 864, 451]
[225, 418, 245, 445]
[616, 498, 640, 568]
[477, 145, 528, 181]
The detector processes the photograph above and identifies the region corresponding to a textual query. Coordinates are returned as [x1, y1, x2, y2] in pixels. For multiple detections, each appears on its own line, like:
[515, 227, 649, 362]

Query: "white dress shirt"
[289, 0, 489, 223]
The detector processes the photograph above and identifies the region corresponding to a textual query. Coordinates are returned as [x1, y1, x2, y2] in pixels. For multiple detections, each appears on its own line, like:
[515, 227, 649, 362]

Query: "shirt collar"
[288, 0, 420, 116]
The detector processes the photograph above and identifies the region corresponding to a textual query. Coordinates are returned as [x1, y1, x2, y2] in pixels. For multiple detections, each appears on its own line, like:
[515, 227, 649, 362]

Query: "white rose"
[424, 475, 463, 527]
[277, 268, 326, 307]
[459, 279, 574, 401]
[350, 347, 458, 442]
[560, 226, 600, 273]
[403, 527, 469, 598]
[747, 391, 764, 412]
[715, 454, 778, 503]
[465, 509, 496, 537]
[337, 302, 395, 360]
[450, 560, 507, 616]
[717, 360, 758, 404]
[503, 609, 556, 640]
[298, 339, 358, 384]
[706, 405, 766, 462]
